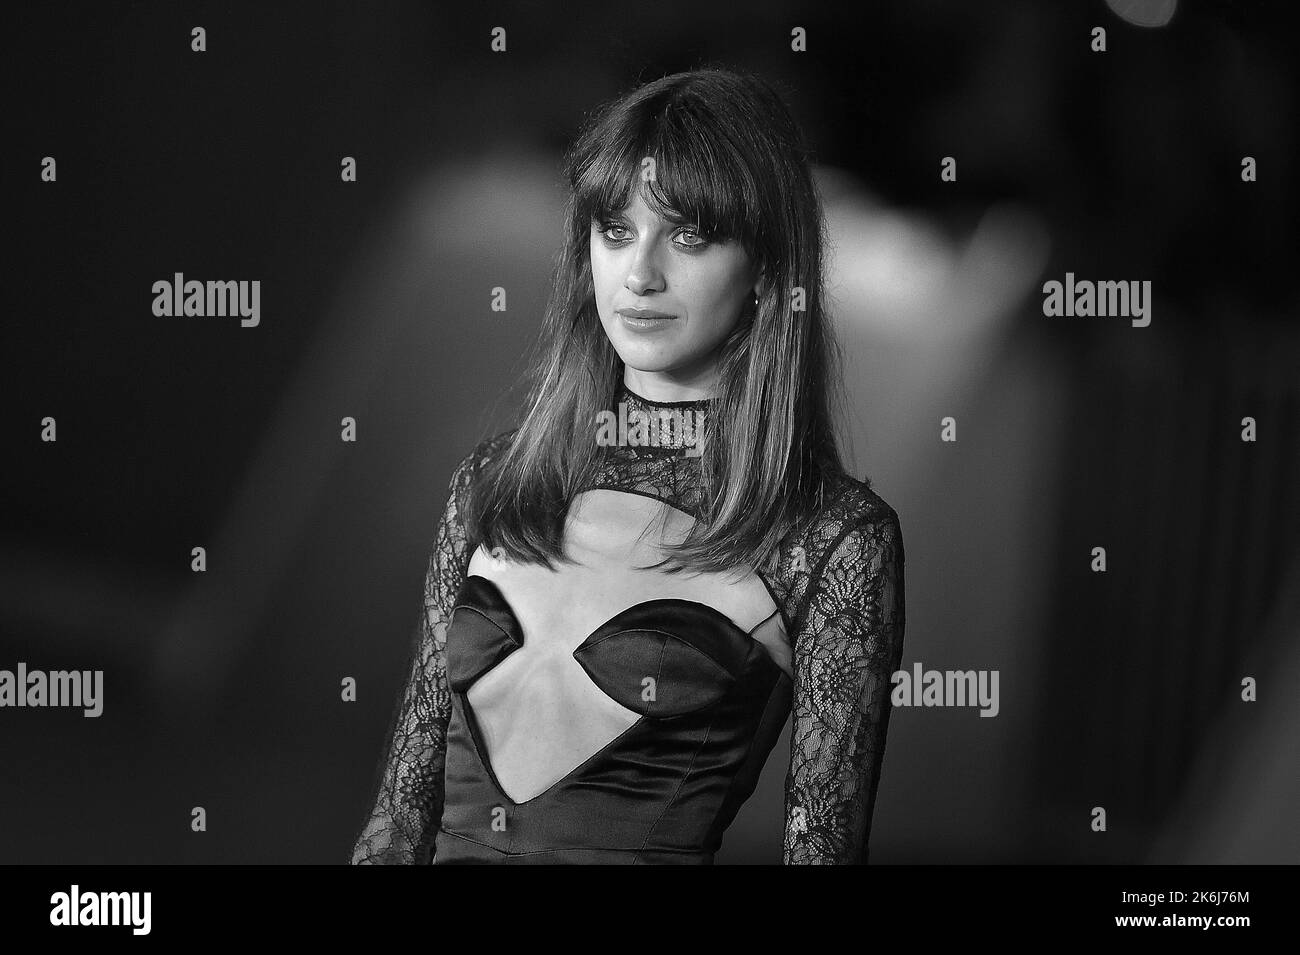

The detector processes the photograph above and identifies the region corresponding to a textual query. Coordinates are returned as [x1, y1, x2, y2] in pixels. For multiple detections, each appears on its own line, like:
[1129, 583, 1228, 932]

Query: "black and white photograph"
[3, 0, 1296, 937]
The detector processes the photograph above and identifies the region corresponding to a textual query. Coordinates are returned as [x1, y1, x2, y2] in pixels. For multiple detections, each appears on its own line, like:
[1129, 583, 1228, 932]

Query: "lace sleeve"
[348, 439, 494, 864]
[783, 509, 906, 864]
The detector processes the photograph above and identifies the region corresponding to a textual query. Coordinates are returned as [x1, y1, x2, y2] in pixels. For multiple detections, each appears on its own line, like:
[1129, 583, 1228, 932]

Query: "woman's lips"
[616, 307, 676, 318]
[616, 308, 678, 330]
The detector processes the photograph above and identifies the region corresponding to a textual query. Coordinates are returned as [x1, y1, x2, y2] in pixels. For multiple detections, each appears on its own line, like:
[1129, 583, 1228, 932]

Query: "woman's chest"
[450, 488, 788, 802]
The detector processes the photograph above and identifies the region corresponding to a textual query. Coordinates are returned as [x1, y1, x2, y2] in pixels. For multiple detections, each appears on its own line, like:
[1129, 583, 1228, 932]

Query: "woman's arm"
[348, 444, 484, 864]
[783, 510, 906, 864]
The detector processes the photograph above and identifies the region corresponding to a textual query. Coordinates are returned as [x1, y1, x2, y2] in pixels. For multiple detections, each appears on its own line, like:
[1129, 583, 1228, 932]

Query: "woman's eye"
[596, 223, 708, 249]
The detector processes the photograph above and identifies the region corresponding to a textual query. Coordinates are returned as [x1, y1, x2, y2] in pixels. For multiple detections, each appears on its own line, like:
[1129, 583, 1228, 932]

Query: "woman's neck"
[622, 365, 717, 403]
[613, 379, 712, 453]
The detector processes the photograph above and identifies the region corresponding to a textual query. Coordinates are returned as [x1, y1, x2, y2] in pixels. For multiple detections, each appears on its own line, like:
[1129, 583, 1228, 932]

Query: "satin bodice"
[434, 572, 793, 864]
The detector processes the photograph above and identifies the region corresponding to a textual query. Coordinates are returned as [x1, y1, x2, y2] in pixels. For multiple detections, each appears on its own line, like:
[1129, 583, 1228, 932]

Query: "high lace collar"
[617, 380, 714, 410]
[608, 381, 713, 452]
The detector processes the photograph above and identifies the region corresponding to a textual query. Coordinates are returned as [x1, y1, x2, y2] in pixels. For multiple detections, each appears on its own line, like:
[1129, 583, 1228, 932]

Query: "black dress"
[350, 383, 905, 864]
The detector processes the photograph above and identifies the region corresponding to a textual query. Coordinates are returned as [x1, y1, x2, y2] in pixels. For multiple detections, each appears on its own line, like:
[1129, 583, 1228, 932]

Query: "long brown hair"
[467, 66, 846, 574]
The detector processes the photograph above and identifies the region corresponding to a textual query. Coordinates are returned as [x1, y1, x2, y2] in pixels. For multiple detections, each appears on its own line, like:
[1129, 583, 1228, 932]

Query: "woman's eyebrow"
[595, 212, 689, 227]
[593, 203, 714, 234]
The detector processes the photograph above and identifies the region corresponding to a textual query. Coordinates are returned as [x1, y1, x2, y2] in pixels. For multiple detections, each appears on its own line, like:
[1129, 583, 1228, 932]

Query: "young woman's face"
[589, 189, 758, 393]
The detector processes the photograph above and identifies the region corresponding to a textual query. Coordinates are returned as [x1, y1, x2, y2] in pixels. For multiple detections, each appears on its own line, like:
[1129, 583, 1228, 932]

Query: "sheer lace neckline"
[610, 381, 712, 451]
[616, 381, 714, 411]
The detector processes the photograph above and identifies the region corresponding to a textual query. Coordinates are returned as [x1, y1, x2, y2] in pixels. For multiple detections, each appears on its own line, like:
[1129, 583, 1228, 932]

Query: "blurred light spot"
[818, 166, 1051, 346]
[1105, 0, 1177, 28]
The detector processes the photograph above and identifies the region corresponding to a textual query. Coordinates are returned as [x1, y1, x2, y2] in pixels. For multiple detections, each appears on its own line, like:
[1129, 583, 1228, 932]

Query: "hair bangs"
[575, 103, 760, 252]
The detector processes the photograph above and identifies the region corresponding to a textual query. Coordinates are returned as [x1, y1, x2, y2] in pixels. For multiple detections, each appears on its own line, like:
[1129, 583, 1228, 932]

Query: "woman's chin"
[611, 342, 681, 374]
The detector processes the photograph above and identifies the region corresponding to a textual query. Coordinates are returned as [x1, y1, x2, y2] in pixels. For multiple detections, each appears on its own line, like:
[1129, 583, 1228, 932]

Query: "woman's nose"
[624, 242, 666, 294]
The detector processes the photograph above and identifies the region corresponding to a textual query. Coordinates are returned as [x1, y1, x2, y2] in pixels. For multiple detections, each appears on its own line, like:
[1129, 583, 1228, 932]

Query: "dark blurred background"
[3, 0, 1296, 863]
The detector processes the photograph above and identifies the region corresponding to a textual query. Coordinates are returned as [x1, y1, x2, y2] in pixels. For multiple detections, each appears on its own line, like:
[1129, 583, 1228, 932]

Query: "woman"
[350, 67, 905, 864]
